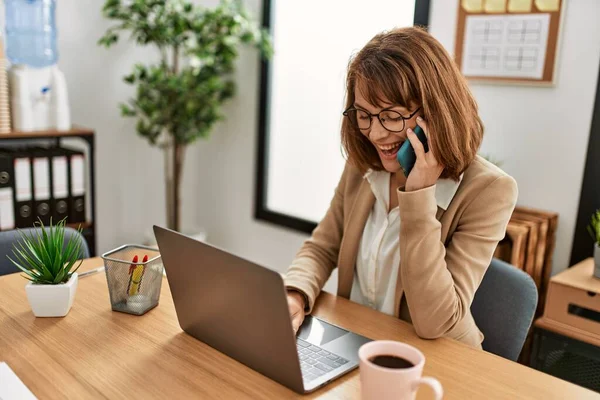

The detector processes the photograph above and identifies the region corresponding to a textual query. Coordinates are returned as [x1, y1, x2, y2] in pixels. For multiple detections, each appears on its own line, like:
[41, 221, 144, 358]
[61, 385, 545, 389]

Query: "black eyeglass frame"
[343, 106, 422, 133]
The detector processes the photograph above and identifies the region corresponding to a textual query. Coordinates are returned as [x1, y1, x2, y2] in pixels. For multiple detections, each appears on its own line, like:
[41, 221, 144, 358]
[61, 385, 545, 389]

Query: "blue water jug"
[4, 0, 58, 67]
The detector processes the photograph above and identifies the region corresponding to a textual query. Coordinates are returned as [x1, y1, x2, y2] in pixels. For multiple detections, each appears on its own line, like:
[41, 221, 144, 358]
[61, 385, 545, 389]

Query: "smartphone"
[396, 125, 429, 177]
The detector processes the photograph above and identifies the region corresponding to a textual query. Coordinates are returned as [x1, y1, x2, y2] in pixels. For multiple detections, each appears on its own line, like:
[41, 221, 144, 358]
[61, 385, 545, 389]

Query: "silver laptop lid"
[153, 225, 304, 393]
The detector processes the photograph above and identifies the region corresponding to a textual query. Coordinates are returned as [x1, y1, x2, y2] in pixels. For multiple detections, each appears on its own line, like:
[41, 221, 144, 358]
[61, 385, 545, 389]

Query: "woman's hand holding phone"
[404, 117, 444, 192]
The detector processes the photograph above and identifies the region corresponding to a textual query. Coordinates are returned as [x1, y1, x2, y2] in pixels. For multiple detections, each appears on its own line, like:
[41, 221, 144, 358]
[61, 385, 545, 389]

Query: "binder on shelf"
[48, 147, 69, 223]
[61, 147, 86, 224]
[12, 148, 34, 228]
[31, 148, 52, 225]
[0, 128, 95, 256]
[0, 150, 15, 231]
[0, 148, 35, 229]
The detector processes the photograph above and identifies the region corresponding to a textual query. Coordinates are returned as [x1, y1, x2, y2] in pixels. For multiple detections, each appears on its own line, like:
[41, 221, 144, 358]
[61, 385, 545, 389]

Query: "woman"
[284, 27, 517, 349]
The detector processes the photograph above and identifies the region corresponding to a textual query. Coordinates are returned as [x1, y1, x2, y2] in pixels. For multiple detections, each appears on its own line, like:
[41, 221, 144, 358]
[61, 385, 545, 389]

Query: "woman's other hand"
[287, 290, 306, 334]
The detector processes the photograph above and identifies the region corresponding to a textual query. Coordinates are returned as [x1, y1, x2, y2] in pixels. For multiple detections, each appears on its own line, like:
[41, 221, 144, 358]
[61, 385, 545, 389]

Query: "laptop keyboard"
[296, 338, 349, 382]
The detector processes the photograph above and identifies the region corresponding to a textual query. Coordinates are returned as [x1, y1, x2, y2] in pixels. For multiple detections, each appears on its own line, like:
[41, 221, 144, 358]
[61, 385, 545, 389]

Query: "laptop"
[153, 225, 371, 394]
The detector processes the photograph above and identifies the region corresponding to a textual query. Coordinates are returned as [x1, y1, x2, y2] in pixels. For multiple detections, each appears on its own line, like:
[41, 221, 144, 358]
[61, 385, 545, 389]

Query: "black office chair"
[471, 258, 538, 361]
[0, 227, 90, 276]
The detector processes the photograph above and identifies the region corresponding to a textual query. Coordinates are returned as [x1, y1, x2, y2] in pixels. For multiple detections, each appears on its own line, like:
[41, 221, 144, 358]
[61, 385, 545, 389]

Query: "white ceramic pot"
[595, 244, 600, 279]
[25, 272, 78, 317]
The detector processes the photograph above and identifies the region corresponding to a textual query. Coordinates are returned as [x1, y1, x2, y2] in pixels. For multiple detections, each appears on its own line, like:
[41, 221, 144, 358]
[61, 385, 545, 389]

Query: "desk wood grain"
[0, 258, 597, 399]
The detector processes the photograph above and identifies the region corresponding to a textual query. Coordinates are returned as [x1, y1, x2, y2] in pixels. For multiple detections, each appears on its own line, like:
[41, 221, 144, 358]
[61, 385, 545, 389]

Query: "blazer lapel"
[337, 179, 375, 299]
[436, 206, 445, 221]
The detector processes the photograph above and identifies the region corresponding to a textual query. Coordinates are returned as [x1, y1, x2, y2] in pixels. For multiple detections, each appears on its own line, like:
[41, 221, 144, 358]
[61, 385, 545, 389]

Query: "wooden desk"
[1, 258, 598, 400]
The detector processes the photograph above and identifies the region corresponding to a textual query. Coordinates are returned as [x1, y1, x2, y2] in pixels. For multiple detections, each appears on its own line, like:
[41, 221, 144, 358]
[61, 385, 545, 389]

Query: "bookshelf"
[0, 127, 97, 256]
[5, 126, 94, 139]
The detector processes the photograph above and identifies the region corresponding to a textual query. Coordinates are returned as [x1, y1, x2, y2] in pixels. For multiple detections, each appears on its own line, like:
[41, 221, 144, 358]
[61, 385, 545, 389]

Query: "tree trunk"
[164, 144, 175, 230]
[163, 142, 186, 232]
[163, 46, 186, 231]
[172, 143, 185, 232]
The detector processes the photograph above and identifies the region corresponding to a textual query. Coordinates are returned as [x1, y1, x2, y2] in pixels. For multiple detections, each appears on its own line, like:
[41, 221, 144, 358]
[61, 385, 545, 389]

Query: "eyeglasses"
[343, 106, 421, 133]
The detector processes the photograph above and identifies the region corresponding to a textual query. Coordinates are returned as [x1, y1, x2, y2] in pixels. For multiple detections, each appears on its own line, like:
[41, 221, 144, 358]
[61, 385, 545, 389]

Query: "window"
[255, 0, 431, 233]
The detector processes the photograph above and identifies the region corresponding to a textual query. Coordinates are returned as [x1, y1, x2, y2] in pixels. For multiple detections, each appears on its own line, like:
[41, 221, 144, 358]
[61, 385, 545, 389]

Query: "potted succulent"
[588, 209, 600, 278]
[8, 219, 84, 317]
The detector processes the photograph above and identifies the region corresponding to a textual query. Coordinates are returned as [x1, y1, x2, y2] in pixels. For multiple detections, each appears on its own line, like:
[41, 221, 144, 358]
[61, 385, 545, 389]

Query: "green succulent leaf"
[8, 218, 85, 285]
[589, 209, 600, 246]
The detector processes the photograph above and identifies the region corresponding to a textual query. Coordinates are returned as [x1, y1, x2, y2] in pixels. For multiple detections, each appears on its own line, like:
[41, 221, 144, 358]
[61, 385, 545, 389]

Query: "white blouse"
[349, 170, 462, 316]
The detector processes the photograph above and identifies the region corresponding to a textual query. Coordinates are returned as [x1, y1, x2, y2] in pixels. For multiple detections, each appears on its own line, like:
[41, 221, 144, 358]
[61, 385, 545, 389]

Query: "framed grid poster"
[455, 0, 565, 85]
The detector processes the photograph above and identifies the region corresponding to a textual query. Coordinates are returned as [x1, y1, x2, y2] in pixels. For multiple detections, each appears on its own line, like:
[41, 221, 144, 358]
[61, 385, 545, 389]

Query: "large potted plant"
[9, 219, 84, 317]
[98, 0, 272, 231]
[588, 209, 600, 278]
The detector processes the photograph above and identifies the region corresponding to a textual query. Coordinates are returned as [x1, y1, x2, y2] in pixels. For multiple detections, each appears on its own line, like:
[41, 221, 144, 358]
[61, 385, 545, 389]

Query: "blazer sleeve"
[397, 175, 518, 339]
[283, 165, 349, 313]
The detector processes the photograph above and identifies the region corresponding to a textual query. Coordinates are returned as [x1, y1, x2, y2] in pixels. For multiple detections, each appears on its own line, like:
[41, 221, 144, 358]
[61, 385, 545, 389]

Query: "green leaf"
[8, 218, 84, 284]
[98, 0, 273, 147]
[119, 103, 137, 117]
[123, 73, 136, 84]
[589, 209, 600, 246]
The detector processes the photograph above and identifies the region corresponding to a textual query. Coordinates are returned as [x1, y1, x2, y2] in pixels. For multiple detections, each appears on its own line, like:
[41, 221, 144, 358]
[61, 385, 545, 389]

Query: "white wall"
[193, 0, 600, 280]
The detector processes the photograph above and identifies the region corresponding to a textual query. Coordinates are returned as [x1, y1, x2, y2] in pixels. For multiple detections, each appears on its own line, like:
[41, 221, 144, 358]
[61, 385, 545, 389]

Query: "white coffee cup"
[359, 340, 443, 400]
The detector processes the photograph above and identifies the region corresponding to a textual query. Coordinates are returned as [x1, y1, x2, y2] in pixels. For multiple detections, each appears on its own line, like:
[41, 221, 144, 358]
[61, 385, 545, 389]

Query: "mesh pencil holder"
[101, 244, 163, 316]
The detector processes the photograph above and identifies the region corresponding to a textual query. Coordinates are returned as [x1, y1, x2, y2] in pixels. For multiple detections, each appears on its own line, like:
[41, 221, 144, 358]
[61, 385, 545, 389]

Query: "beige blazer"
[284, 156, 518, 348]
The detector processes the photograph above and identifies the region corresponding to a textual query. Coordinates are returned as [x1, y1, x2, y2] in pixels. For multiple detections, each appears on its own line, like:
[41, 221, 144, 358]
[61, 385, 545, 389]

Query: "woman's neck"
[391, 171, 407, 189]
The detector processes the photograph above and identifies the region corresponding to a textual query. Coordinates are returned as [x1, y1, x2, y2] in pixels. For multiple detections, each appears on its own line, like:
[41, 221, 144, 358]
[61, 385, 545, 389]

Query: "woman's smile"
[374, 140, 404, 160]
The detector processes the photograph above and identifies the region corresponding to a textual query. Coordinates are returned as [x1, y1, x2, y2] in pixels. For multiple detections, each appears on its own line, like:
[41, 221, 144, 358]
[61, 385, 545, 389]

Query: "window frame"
[254, 0, 432, 233]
